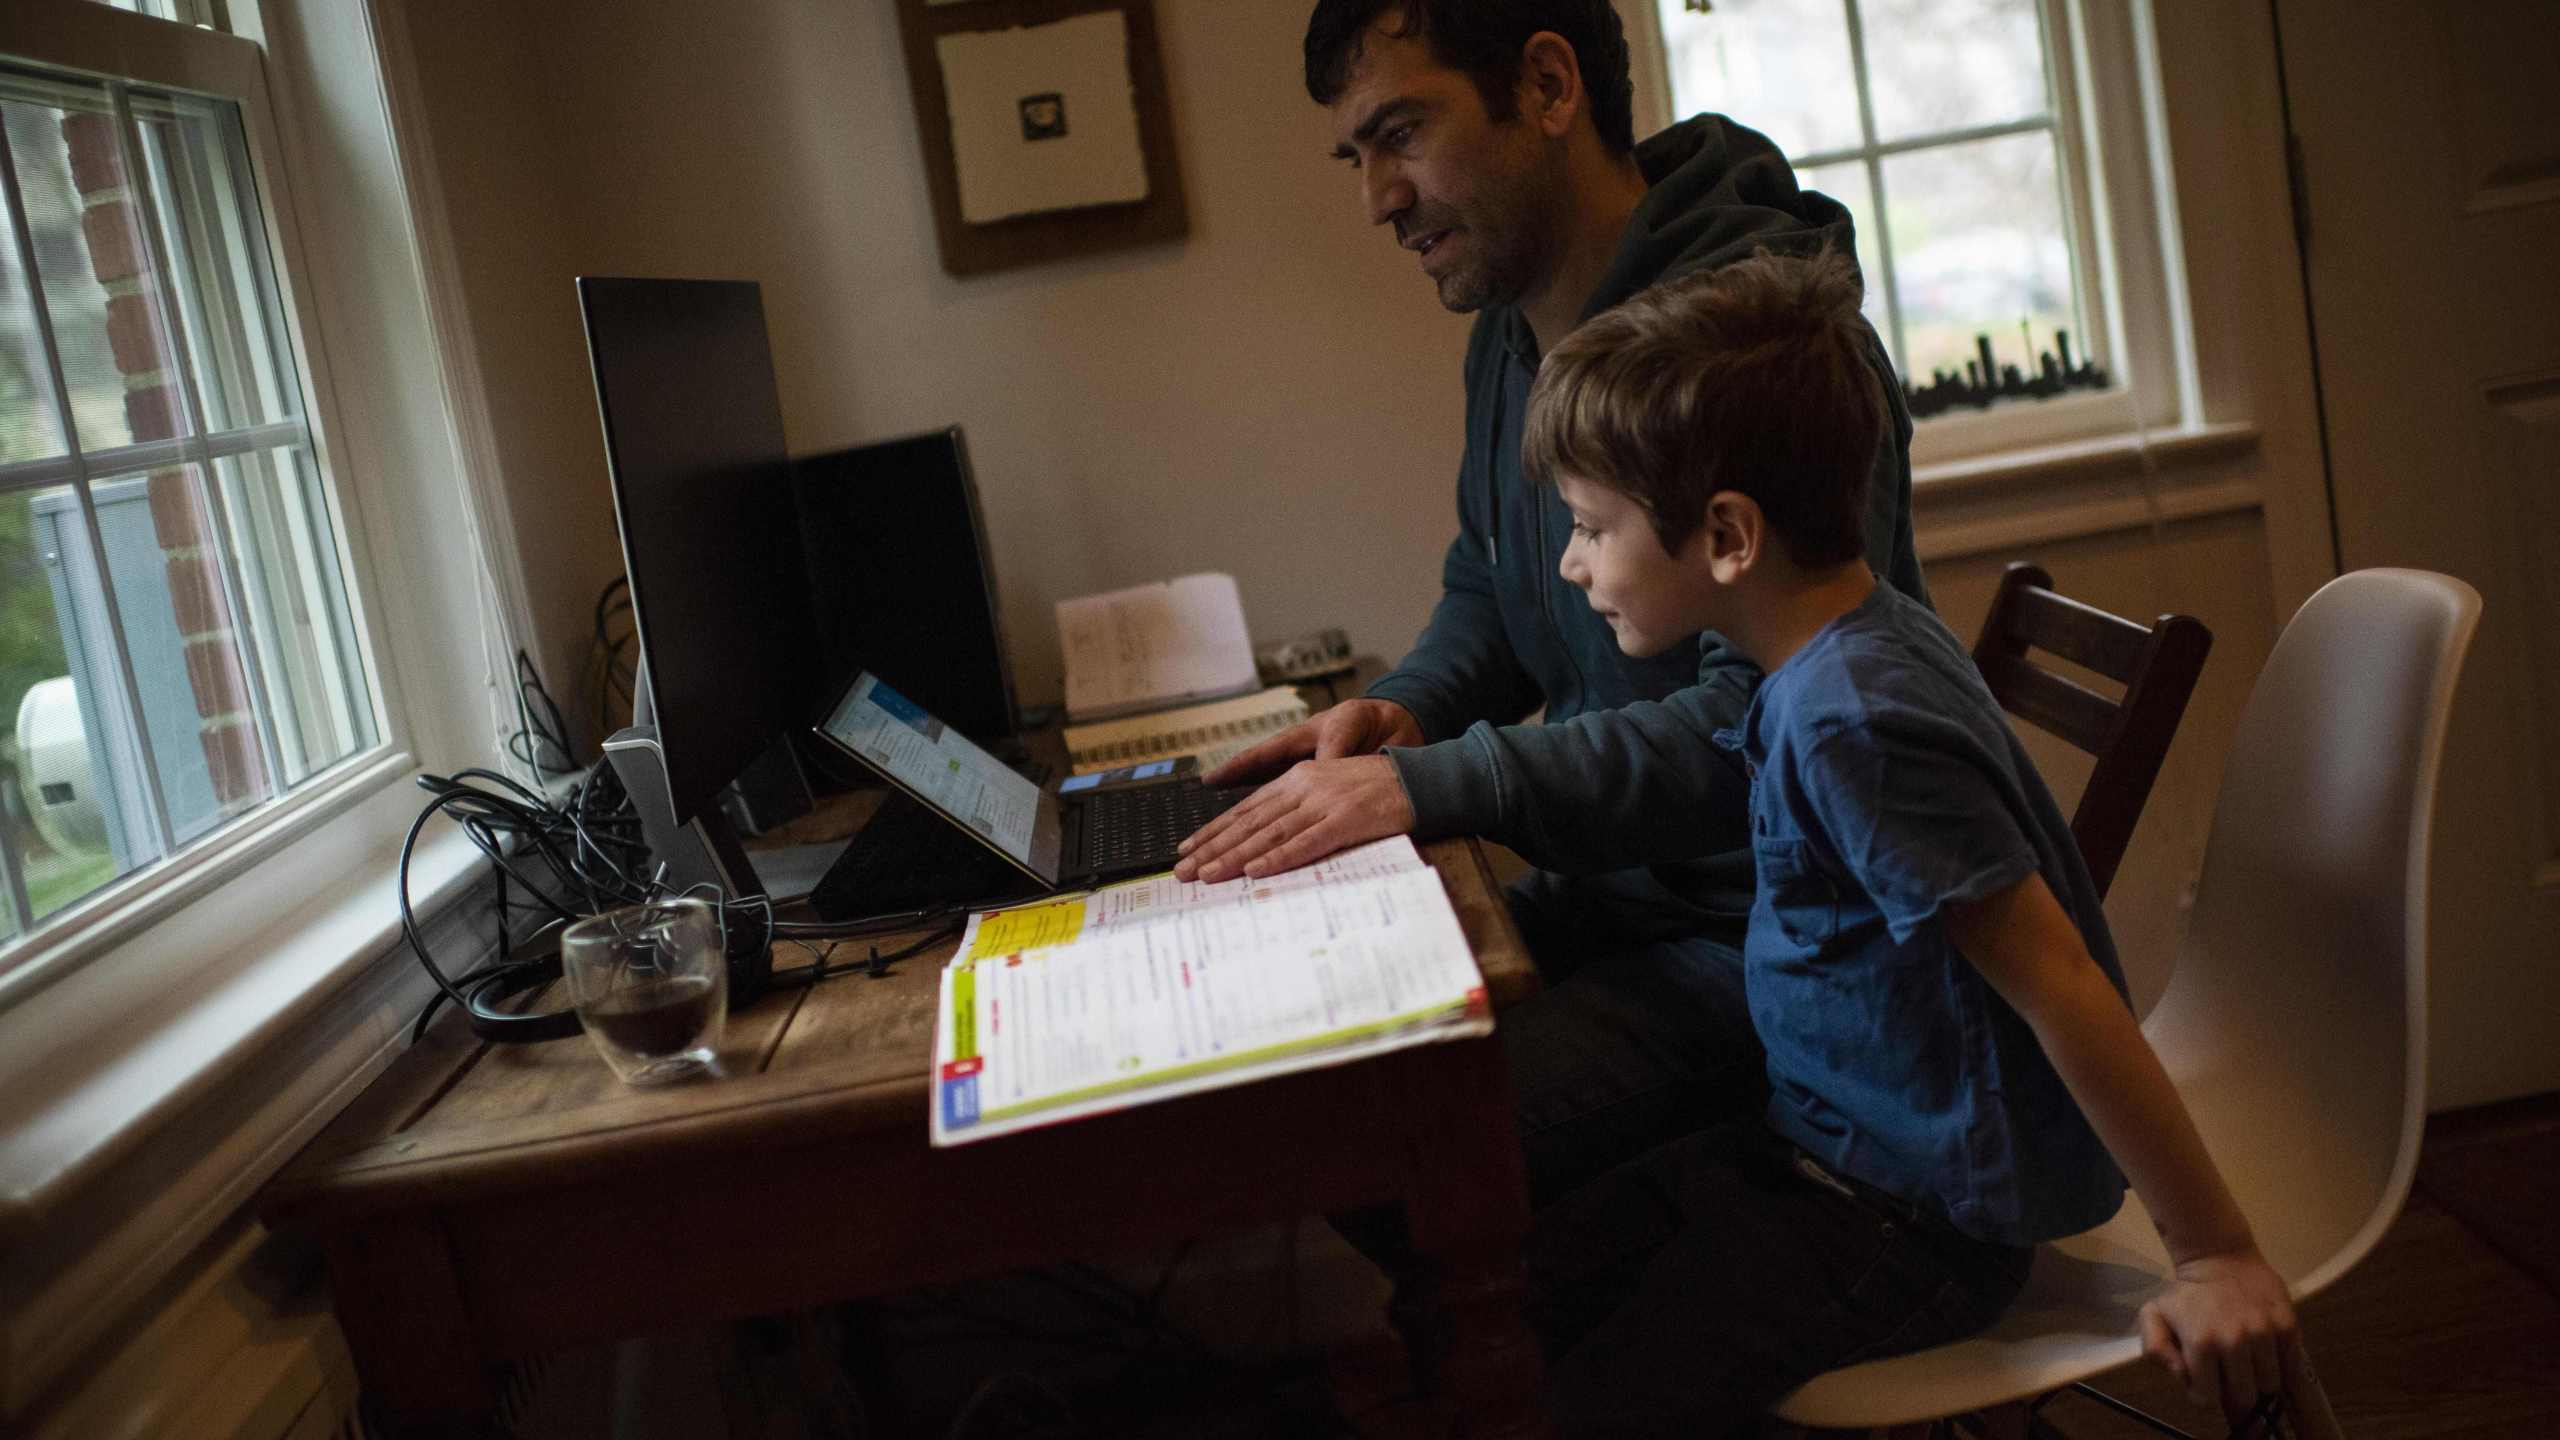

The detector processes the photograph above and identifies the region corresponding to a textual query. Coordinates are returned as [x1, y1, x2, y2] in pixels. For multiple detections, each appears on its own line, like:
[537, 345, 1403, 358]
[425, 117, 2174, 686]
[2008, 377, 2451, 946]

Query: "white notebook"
[1056, 572, 1261, 723]
[1061, 686, 1309, 775]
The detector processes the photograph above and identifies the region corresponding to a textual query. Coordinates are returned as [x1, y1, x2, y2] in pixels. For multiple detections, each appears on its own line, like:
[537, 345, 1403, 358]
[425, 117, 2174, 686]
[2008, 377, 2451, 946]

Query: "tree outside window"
[0, 59, 374, 948]
[1656, 0, 2113, 419]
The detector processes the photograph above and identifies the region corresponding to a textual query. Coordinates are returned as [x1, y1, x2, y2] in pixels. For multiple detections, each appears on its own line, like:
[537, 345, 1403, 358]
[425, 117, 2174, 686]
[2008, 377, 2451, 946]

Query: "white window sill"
[1910, 420, 2265, 562]
[0, 770, 496, 1418]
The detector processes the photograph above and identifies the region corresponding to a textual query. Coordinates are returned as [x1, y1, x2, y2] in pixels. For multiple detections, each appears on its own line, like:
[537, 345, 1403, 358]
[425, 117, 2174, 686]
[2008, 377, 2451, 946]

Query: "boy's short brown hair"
[1524, 248, 1883, 565]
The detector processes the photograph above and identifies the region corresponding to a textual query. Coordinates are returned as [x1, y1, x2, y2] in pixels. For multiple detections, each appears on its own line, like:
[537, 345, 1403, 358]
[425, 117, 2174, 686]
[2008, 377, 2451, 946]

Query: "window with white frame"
[0, 23, 379, 960]
[88, 0, 229, 24]
[1645, 0, 2183, 453]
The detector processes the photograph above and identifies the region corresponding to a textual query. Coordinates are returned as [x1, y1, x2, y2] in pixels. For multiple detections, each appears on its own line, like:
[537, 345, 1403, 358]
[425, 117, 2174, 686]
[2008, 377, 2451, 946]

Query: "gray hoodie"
[1369, 113, 1930, 945]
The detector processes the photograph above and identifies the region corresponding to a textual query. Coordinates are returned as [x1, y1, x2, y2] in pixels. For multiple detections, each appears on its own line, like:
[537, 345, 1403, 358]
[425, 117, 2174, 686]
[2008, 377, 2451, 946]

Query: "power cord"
[769, 923, 963, 990]
[398, 762, 966, 1043]
[589, 575, 637, 746]
[506, 648, 580, 778]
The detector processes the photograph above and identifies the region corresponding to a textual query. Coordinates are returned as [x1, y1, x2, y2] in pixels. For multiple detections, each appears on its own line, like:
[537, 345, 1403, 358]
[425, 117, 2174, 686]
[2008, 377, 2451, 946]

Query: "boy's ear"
[1692, 491, 1766, 584]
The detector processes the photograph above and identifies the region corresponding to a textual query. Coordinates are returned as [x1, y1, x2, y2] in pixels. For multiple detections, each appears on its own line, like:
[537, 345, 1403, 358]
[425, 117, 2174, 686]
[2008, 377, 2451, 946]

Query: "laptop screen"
[820, 673, 1042, 864]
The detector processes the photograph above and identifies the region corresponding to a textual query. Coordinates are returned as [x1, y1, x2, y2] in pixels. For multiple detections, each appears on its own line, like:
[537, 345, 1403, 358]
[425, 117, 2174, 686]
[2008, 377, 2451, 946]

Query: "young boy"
[1515, 249, 2303, 1431]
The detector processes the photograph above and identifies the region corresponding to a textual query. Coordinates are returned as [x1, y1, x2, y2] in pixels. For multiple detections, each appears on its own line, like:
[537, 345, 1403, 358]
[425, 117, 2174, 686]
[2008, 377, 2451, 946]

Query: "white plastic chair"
[1774, 568, 2483, 1434]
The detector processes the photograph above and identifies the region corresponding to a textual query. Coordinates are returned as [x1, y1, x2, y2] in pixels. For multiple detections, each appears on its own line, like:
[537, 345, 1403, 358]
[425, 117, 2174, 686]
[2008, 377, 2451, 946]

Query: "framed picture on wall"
[893, 0, 1189, 277]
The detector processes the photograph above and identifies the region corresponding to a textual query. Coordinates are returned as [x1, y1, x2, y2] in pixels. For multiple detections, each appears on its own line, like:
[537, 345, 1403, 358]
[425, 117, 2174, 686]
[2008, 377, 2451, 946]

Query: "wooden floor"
[1328, 1096, 2560, 1440]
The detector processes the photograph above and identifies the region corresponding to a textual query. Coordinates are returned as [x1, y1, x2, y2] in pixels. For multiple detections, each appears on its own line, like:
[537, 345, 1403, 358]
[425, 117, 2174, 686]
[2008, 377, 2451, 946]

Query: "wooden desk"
[263, 838, 1547, 1437]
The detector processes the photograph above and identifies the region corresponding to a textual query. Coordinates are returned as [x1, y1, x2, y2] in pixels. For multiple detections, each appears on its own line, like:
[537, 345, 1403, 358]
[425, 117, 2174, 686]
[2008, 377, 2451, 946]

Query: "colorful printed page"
[930, 863, 1490, 1147]
[952, 835, 1428, 961]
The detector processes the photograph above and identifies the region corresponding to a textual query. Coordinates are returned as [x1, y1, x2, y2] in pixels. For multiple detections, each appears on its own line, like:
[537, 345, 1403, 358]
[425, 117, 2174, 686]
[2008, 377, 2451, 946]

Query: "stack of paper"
[929, 837, 1491, 1146]
[1056, 572, 1260, 723]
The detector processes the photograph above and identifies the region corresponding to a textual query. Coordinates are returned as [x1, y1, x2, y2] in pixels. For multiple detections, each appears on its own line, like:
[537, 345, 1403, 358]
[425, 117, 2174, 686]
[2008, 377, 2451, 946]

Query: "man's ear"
[1518, 31, 1586, 139]
[1693, 491, 1766, 585]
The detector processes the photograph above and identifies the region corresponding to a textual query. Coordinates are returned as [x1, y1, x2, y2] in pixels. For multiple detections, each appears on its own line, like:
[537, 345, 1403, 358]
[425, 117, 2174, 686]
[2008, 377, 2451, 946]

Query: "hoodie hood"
[1490, 114, 1865, 358]
[1371, 112, 1924, 938]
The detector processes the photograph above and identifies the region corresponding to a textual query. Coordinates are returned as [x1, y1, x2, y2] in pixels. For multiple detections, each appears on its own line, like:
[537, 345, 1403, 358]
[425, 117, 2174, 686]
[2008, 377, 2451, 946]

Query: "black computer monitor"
[577, 276, 816, 826]
[792, 428, 1017, 742]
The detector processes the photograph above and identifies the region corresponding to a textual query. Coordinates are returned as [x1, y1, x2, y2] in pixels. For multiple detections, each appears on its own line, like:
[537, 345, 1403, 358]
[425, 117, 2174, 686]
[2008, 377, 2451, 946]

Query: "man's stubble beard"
[1430, 138, 1565, 316]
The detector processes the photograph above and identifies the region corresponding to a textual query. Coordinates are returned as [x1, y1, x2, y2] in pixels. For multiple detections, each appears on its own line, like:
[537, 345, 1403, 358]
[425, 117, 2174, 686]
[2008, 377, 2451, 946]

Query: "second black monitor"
[794, 428, 1017, 742]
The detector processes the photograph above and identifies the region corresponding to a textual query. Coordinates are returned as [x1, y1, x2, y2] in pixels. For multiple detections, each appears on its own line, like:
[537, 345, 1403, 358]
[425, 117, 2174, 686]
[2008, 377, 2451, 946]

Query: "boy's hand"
[1174, 754, 1415, 882]
[2137, 1247, 2303, 1426]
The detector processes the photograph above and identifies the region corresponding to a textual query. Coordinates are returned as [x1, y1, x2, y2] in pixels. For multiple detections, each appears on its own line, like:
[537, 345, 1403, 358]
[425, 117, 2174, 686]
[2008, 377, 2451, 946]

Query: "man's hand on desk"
[1202, 697, 1426, 787]
[1175, 753, 1416, 882]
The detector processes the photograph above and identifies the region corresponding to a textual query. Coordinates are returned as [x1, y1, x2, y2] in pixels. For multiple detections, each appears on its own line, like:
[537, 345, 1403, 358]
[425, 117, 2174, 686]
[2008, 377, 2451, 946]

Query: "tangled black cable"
[506, 648, 582, 776]
[590, 575, 637, 744]
[399, 761, 963, 1042]
[400, 764, 655, 1041]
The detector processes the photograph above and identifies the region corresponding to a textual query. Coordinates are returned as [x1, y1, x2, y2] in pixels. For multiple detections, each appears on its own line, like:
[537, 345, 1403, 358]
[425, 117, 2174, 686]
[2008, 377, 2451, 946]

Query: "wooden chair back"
[1971, 562, 2213, 899]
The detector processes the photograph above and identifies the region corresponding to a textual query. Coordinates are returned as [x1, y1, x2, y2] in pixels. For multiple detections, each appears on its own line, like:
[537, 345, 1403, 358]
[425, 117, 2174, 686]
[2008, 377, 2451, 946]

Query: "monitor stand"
[601, 656, 808, 901]
[602, 723, 762, 901]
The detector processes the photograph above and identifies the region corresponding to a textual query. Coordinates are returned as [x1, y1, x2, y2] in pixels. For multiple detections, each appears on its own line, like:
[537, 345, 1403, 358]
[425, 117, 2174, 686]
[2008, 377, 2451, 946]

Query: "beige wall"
[403, 0, 1473, 740]
[397, 1, 2394, 1062]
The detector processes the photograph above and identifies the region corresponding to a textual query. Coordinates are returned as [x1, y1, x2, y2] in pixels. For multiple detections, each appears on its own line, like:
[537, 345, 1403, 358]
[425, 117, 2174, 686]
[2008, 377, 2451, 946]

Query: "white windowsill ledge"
[1910, 420, 2265, 563]
[0, 771, 492, 1417]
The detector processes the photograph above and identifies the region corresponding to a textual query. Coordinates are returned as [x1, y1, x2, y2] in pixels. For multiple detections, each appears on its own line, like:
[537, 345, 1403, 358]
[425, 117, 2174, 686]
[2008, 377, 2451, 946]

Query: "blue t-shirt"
[1714, 584, 2130, 1244]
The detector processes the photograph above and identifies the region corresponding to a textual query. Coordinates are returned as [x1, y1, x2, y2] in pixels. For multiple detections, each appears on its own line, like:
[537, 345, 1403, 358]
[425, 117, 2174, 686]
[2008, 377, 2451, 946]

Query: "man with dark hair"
[1303, 0, 1641, 156]
[1169, 2, 1936, 1423]
[1182, 4, 1928, 1048]
[1183, 0, 1923, 905]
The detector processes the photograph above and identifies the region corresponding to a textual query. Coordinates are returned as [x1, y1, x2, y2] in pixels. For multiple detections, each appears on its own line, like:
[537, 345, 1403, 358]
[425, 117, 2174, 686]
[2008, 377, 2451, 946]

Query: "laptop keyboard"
[808, 776, 1248, 922]
[807, 790, 1034, 922]
[1074, 780, 1242, 875]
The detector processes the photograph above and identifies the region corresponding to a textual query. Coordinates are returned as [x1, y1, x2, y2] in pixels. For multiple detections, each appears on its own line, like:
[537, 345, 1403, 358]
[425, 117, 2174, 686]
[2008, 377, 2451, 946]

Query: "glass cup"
[560, 897, 728, 1085]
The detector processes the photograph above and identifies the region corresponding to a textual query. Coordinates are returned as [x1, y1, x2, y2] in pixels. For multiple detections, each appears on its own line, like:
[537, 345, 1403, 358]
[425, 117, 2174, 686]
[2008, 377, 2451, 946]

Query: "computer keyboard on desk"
[1076, 780, 1242, 874]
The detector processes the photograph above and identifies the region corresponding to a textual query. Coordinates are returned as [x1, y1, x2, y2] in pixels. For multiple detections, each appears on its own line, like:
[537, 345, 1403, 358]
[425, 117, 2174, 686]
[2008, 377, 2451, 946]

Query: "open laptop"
[810, 671, 1246, 910]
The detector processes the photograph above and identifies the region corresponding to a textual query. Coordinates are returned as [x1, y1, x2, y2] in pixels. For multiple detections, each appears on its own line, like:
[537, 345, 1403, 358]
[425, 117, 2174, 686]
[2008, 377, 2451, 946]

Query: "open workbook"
[929, 837, 1492, 1146]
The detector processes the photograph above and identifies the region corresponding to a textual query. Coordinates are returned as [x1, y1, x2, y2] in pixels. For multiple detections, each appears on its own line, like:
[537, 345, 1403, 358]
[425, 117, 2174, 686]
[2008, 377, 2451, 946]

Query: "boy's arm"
[1178, 659, 1754, 882]
[1944, 875, 2307, 1425]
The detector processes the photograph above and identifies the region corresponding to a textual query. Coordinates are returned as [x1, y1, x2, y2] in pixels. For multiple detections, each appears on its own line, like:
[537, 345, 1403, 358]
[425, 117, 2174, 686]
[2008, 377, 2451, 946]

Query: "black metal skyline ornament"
[1904, 323, 2110, 420]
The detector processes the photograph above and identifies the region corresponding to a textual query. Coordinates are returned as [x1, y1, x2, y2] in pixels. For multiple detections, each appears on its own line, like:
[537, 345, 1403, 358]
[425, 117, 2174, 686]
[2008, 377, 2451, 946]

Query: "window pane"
[87, 0, 196, 21]
[215, 445, 373, 783]
[1860, 0, 2051, 141]
[135, 93, 298, 433]
[1880, 132, 2079, 398]
[1656, 0, 1865, 159]
[0, 484, 155, 929]
[2, 90, 195, 453]
[1, 178, 69, 465]
[1795, 159, 1890, 344]
[85, 463, 275, 844]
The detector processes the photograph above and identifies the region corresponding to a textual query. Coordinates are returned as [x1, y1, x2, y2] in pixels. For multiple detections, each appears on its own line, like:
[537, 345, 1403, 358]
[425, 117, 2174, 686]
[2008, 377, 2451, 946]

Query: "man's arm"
[1207, 402, 1547, 793]
[1360, 527, 1547, 745]
[1195, 323, 1917, 872]
[1204, 526, 1539, 787]
[1945, 876, 2305, 1426]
